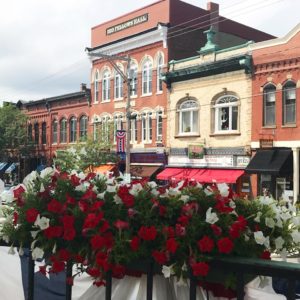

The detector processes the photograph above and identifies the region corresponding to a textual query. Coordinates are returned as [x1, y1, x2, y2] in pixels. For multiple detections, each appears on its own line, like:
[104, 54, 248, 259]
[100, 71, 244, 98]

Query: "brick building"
[86, 0, 274, 180]
[17, 84, 91, 177]
[246, 24, 300, 203]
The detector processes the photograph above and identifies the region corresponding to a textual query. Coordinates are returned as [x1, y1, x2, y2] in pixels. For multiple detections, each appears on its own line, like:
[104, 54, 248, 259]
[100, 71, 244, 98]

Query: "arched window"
[130, 113, 138, 143]
[28, 124, 32, 142]
[142, 59, 152, 95]
[263, 84, 276, 126]
[34, 123, 39, 144]
[283, 81, 296, 125]
[94, 71, 99, 103]
[113, 115, 123, 143]
[41, 122, 47, 144]
[79, 115, 88, 140]
[142, 112, 152, 142]
[102, 70, 111, 101]
[129, 64, 138, 97]
[52, 120, 58, 144]
[178, 100, 199, 134]
[101, 116, 111, 142]
[157, 54, 164, 92]
[93, 121, 100, 141]
[156, 110, 163, 141]
[69, 117, 77, 143]
[214, 95, 238, 132]
[60, 118, 67, 143]
[114, 71, 123, 99]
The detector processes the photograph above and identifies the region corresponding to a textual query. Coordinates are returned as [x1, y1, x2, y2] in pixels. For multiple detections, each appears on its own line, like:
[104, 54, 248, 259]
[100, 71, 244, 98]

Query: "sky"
[0, 0, 299, 104]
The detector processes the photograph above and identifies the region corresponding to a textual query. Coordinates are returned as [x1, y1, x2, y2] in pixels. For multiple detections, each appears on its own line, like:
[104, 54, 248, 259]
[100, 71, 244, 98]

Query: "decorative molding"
[89, 25, 168, 59]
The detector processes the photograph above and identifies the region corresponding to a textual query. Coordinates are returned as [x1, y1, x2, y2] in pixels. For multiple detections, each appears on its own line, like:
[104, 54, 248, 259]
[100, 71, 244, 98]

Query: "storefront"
[245, 148, 293, 200]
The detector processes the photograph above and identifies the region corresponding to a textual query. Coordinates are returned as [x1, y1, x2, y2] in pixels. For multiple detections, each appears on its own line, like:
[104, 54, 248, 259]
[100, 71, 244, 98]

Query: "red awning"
[157, 168, 244, 183]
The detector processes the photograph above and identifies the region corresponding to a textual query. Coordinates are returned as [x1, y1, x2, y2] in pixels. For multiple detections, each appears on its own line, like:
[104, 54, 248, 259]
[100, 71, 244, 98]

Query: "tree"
[0, 103, 32, 160]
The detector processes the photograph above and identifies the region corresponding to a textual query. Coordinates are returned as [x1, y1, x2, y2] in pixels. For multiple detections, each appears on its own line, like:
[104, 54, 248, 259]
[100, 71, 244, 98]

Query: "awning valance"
[5, 163, 16, 174]
[130, 165, 161, 178]
[0, 163, 8, 172]
[245, 149, 293, 175]
[157, 168, 244, 183]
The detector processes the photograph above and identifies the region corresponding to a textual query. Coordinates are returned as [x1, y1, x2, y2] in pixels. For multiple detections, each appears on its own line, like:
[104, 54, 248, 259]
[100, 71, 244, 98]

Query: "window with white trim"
[178, 100, 199, 134]
[142, 59, 152, 95]
[52, 120, 58, 144]
[113, 115, 123, 143]
[129, 64, 138, 96]
[102, 70, 111, 101]
[94, 71, 99, 103]
[156, 110, 163, 141]
[60, 118, 67, 143]
[114, 71, 123, 99]
[130, 113, 138, 143]
[93, 121, 100, 141]
[157, 54, 164, 92]
[101, 116, 111, 142]
[69, 117, 77, 143]
[283, 81, 296, 125]
[263, 84, 276, 126]
[79, 115, 88, 141]
[214, 95, 238, 132]
[142, 112, 152, 142]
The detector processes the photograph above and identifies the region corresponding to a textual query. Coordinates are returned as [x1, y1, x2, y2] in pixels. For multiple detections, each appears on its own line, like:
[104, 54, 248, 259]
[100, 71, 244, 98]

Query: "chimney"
[80, 83, 87, 91]
[207, 2, 219, 34]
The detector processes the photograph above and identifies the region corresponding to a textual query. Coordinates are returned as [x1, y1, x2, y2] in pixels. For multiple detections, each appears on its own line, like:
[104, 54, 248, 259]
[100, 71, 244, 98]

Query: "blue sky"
[0, 0, 298, 104]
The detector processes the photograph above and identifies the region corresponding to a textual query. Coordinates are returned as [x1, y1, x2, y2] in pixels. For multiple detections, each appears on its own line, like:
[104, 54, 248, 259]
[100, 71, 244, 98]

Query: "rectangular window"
[264, 90, 276, 126]
[156, 112, 163, 141]
[52, 122, 57, 144]
[41, 123, 47, 144]
[283, 88, 296, 124]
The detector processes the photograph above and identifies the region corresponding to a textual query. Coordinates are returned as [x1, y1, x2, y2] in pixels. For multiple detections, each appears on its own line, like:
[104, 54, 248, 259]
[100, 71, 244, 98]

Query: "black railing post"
[146, 261, 154, 300]
[65, 261, 73, 300]
[286, 279, 296, 300]
[105, 271, 112, 300]
[28, 249, 35, 300]
[189, 273, 197, 300]
[236, 271, 244, 300]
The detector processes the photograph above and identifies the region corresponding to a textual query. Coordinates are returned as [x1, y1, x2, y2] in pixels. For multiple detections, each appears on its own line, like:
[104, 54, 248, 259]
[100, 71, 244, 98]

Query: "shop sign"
[236, 156, 250, 167]
[168, 155, 233, 167]
[188, 144, 204, 159]
[260, 139, 273, 148]
[106, 14, 148, 35]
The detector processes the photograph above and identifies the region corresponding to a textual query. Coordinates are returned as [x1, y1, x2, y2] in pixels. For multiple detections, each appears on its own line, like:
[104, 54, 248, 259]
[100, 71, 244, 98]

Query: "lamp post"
[87, 51, 132, 182]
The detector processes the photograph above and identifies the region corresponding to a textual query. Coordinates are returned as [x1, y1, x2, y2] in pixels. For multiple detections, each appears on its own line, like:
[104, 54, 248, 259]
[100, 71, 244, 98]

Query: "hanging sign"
[116, 130, 126, 153]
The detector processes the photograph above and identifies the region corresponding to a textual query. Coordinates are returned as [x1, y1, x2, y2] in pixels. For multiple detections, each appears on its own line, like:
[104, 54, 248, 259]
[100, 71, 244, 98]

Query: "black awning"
[245, 149, 293, 175]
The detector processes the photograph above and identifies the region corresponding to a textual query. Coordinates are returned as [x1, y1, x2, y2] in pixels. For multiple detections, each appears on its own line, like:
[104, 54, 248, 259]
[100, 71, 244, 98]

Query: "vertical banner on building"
[116, 130, 126, 153]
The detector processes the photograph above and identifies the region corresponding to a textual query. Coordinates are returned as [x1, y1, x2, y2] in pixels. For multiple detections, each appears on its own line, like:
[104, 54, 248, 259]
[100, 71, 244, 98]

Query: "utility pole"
[87, 51, 132, 183]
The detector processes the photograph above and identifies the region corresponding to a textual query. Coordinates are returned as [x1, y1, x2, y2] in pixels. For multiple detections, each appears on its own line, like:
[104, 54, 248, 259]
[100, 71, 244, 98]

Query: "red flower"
[58, 249, 71, 261]
[191, 262, 210, 277]
[198, 236, 214, 253]
[47, 199, 64, 213]
[166, 238, 179, 254]
[44, 226, 63, 238]
[99, 220, 110, 233]
[66, 194, 76, 205]
[87, 268, 101, 277]
[39, 265, 47, 276]
[63, 228, 76, 241]
[114, 220, 129, 230]
[210, 224, 222, 236]
[138, 226, 157, 241]
[112, 264, 125, 279]
[130, 236, 140, 251]
[177, 215, 190, 226]
[50, 260, 65, 273]
[90, 201, 104, 212]
[152, 250, 167, 265]
[13, 212, 18, 225]
[79, 200, 89, 212]
[83, 213, 103, 230]
[217, 237, 234, 254]
[163, 226, 175, 238]
[81, 189, 97, 201]
[260, 251, 271, 260]
[13, 185, 25, 199]
[214, 199, 233, 214]
[159, 205, 166, 216]
[118, 185, 135, 207]
[70, 174, 80, 186]
[26, 208, 39, 223]
[175, 224, 186, 237]
[90, 235, 106, 250]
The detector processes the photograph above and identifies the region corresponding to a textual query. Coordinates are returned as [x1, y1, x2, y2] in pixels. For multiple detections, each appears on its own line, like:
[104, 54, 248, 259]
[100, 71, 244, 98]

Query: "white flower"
[80, 147, 87, 155]
[129, 183, 143, 196]
[8, 246, 15, 255]
[176, 275, 187, 287]
[204, 187, 213, 196]
[280, 212, 291, 221]
[75, 182, 89, 192]
[254, 231, 266, 245]
[254, 212, 262, 223]
[0, 190, 14, 203]
[30, 231, 39, 239]
[264, 236, 270, 248]
[276, 218, 283, 228]
[113, 194, 123, 205]
[180, 195, 189, 204]
[244, 234, 250, 242]
[162, 265, 175, 278]
[292, 216, 300, 227]
[280, 248, 287, 261]
[32, 247, 44, 260]
[40, 183, 45, 193]
[275, 237, 285, 250]
[205, 207, 219, 224]
[181, 263, 187, 272]
[97, 192, 106, 199]
[217, 183, 229, 197]
[147, 182, 157, 189]
[229, 200, 236, 209]
[259, 196, 273, 206]
[67, 147, 76, 154]
[106, 185, 116, 193]
[18, 247, 24, 256]
[23, 171, 38, 187]
[265, 217, 275, 228]
[291, 230, 300, 243]
[106, 177, 115, 185]
[52, 243, 57, 254]
[167, 187, 181, 196]
[40, 167, 54, 179]
[151, 189, 160, 197]
[34, 215, 50, 230]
